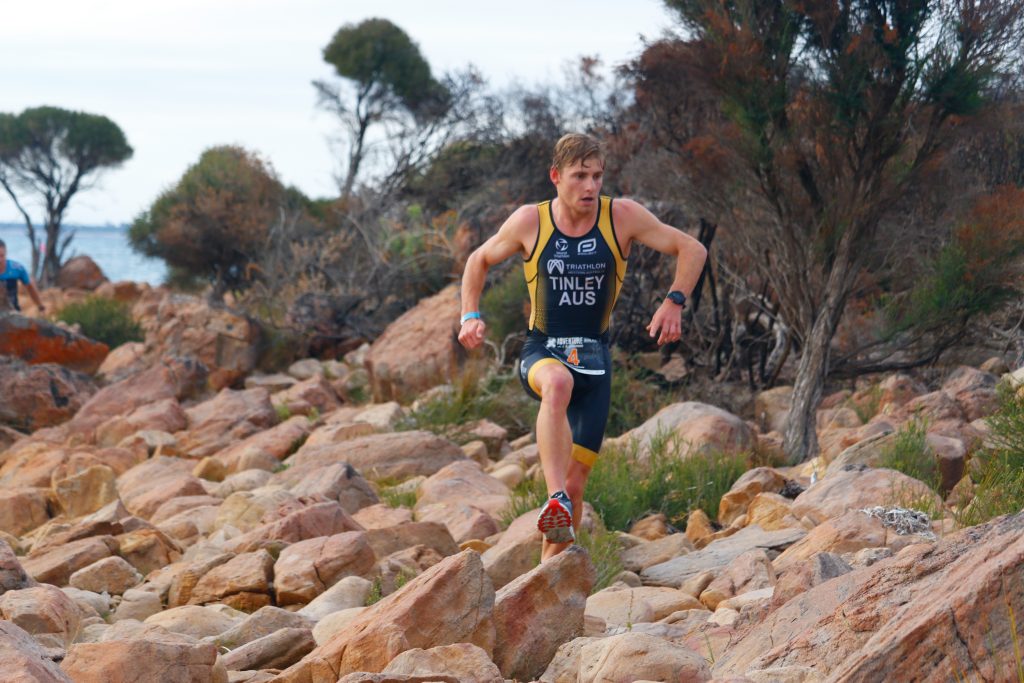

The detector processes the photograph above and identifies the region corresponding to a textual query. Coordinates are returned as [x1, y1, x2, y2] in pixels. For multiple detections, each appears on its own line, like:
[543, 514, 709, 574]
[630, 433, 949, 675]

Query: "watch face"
[667, 291, 686, 305]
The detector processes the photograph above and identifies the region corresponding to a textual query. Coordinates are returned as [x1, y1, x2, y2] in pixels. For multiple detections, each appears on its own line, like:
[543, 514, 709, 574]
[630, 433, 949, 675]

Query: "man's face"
[551, 156, 604, 212]
[0, 246, 6, 265]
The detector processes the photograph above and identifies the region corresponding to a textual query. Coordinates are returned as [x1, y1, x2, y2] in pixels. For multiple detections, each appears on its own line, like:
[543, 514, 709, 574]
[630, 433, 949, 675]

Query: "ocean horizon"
[0, 222, 166, 286]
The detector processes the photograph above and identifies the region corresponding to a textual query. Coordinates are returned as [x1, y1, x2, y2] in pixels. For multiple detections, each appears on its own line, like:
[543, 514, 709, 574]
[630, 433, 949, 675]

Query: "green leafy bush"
[956, 383, 1024, 528]
[878, 420, 940, 491]
[606, 359, 675, 438]
[587, 430, 748, 532]
[480, 266, 529, 344]
[57, 296, 143, 348]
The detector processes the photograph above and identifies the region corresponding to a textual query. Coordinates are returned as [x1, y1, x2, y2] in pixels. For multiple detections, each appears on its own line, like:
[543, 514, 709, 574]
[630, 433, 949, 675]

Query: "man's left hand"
[646, 300, 683, 346]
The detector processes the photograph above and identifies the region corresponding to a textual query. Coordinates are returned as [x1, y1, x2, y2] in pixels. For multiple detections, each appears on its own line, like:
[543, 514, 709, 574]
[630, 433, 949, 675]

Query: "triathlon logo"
[547, 259, 565, 275]
[554, 238, 569, 256]
[578, 238, 597, 255]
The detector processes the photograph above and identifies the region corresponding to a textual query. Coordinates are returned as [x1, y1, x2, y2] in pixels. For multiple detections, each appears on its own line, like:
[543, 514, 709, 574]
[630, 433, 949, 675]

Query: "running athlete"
[0, 240, 45, 313]
[457, 133, 707, 560]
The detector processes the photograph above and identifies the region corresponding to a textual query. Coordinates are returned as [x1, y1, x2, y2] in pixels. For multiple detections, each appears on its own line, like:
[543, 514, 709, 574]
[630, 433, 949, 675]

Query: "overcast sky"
[1, 0, 677, 226]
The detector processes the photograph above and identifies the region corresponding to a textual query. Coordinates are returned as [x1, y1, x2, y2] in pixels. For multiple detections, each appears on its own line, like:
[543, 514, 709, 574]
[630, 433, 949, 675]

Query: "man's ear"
[549, 166, 560, 186]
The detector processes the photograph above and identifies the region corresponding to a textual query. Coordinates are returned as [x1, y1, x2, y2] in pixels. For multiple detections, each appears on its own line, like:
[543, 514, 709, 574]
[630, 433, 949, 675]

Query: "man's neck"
[552, 198, 598, 235]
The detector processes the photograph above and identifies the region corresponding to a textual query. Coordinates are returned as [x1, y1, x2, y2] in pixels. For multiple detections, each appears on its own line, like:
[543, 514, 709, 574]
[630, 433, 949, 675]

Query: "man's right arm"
[458, 205, 535, 350]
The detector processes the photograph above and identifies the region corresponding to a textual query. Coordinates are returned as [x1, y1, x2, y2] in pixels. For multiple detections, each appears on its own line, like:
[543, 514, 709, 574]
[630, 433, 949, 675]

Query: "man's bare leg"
[541, 459, 592, 561]
[532, 363, 574, 496]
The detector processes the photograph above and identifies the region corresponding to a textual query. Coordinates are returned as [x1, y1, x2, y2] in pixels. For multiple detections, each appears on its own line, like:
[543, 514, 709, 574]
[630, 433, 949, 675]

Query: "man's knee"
[537, 367, 574, 406]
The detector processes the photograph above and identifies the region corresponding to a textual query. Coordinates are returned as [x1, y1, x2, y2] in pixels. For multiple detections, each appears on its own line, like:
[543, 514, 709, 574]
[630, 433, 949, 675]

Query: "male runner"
[458, 133, 707, 560]
[0, 240, 45, 313]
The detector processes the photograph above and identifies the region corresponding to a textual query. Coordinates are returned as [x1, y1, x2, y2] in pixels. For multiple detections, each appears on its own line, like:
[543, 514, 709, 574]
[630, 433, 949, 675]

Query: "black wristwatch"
[666, 290, 687, 306]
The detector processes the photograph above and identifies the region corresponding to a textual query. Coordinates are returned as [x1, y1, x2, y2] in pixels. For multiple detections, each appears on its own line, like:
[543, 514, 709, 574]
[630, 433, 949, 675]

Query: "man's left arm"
[616, 199, 707, 345]
[24, 273, 45, 314]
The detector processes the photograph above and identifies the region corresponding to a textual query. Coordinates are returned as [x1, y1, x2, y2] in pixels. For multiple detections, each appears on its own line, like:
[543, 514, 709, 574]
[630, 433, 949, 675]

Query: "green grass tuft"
[587, 430, 748, 532]
[57, 296, 143, 348]
[577, 525, 624, 594]
[499, 476, 547, 527]
[955, 383, 1024, 528]
[878, 419, 941, 491]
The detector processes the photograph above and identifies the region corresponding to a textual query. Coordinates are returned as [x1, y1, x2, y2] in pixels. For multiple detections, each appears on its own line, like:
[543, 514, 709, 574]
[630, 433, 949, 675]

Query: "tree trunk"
[783, 227, 859, 464]
[783, 310, 833, 464]
[40, 222, 61, 288]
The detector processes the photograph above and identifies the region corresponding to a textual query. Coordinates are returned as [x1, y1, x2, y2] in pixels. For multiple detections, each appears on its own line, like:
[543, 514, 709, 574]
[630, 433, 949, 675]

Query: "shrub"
[577, 525, 624, 594]
[606, 358, 675, 438]
[57, 296, 143, 348]
[404, 363, 537, 440]
[480, 265, 529, 346]
[878, 420, 940, 491]
[951, 384, 1024, 528]
[587, 430, 748, 532]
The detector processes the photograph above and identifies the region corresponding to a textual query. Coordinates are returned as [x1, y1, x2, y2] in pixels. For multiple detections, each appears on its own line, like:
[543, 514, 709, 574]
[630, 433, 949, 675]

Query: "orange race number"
[566, 348, 580, 366]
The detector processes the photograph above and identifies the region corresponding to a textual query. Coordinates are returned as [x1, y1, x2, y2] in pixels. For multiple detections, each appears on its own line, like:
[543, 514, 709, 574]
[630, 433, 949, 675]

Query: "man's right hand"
[458, 319, 487, 349]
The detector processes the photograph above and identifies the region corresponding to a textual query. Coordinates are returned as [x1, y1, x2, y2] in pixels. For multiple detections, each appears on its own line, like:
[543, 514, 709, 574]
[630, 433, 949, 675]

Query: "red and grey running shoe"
[536, 490, 575, 543]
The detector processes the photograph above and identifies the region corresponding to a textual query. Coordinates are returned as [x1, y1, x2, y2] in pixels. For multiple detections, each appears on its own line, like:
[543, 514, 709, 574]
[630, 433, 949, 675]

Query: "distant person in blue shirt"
[0, 239, 45, 314]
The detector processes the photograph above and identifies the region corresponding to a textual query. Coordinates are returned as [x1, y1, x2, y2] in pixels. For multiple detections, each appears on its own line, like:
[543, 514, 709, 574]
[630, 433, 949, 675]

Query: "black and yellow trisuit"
[518, 195, 628, 467]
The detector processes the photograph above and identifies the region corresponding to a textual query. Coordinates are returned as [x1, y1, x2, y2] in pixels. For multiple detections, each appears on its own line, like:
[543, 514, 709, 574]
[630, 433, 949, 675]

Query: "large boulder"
[0, 539, 36, 596]
[187, 550, 275, 612]
[364, 284, 461, 401]
[67, 356, 208, 439]
[543, 632, 711, 682]
[0, 585, 83, 649]
[177, 387, 278, 458]
[145, 295, 262, 390]
[117, 457, 207, 519]
[273, 531, 376, 606]
[214, 415, 314, 473]
[22, 536, 119, 586]
[223, 501, 363, 554]
[612, 401, 756, 457]
[220, 627, 315, 672]
[287, 431, 465, 481]
[414, 460, 510, 518]
[0, 620, 73, 682]
[61, 628, 227, 683]
[0, 312, 109, 374]
[56, 255, 108, 290]
[641, 526, 805, 588]
[0, 357, 96, 431]
[382, 643, 503, 682]
[712, 511, 1024, 679]
[0, 487, 50, 537]
[492, 545, 596, 680]
[790, 467, 942, 525]
[274, 549, 495, 682]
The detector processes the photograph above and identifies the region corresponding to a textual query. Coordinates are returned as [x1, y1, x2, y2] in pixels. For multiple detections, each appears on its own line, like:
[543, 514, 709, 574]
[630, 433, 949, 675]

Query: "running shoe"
[536, 490, 575, 543]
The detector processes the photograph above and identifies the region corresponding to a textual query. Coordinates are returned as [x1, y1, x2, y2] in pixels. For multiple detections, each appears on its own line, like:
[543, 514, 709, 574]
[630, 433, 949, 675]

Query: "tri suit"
[0, 260, 30, 311]
[518, 195, 627, 468]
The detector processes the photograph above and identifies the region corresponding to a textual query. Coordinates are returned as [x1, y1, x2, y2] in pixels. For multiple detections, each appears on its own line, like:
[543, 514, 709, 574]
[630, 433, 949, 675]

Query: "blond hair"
[551, 133, 604, 171]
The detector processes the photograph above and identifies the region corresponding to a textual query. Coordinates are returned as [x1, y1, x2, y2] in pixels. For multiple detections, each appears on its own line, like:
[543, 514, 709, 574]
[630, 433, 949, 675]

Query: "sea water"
[0, 223, 166, 285]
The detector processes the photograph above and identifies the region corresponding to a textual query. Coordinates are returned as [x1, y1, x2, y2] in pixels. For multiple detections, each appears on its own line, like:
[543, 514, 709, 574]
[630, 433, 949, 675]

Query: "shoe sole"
[537, 500, 575, 544]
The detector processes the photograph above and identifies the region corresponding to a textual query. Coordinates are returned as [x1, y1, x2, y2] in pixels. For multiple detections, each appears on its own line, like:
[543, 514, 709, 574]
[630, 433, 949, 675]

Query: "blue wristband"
[460, 311, 481, 325]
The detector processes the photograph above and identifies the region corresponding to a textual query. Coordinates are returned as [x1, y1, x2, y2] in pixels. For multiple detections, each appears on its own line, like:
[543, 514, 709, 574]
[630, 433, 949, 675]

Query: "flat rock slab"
[640, 526, 805, 588]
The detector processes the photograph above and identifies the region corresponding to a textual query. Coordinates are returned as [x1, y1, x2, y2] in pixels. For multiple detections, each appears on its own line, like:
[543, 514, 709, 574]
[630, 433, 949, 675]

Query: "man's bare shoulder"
[503, 204, 540, 232]
[611, 197, 657, 236]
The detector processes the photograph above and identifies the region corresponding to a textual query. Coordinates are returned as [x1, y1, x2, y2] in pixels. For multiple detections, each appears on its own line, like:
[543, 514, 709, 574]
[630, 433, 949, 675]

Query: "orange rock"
[0, 313, 108, 374]
[365, 284, 462, 402]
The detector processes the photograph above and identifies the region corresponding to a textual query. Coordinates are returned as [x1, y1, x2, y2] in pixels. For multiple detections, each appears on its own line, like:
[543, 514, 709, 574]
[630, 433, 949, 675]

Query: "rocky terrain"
[0, 271, 1021, 682]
